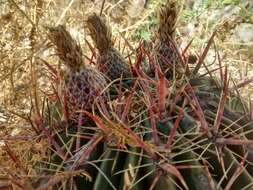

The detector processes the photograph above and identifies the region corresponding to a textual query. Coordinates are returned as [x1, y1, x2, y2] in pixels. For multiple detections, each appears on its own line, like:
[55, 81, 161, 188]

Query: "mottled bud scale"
[47, 25, 107, 120]
[154, 0, 185, 77]
[86, 14, 131, 81]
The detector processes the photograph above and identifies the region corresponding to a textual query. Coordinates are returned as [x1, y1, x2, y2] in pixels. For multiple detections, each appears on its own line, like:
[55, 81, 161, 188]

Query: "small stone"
[209, 5, 241, 25]
[127, 0, 146, 18]
[233, 23, 253, 43]
[0, 111, 7, 123]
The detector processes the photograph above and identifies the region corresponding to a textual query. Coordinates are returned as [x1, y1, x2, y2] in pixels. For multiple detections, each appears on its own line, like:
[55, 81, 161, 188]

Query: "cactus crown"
[47, 25, 84, 71]
[86, 14, 113, 53]
[157, 0, 180, 41]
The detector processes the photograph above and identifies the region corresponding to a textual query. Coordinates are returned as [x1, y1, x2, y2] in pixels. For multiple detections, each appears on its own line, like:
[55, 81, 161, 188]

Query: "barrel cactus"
[31, 1, 253, 190]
